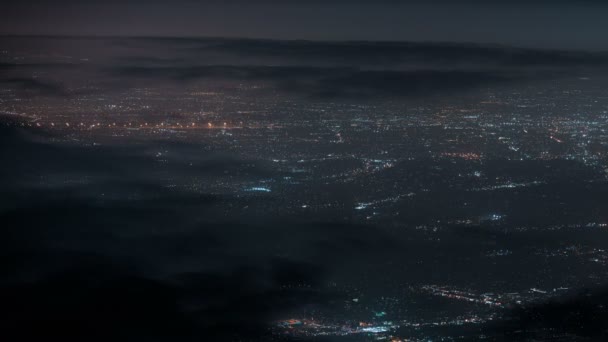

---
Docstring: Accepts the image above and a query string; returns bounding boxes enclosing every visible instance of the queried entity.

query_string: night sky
[2,0,608,49]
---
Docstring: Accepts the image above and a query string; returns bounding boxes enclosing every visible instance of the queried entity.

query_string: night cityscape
[2,1,608,341]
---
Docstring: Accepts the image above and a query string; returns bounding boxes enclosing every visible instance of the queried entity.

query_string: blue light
[246,187,272,193]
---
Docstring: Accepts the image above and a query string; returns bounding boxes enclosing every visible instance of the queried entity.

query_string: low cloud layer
[1,37,607,100]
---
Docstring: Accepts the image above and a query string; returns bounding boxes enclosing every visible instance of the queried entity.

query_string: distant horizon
[3,34,608,53]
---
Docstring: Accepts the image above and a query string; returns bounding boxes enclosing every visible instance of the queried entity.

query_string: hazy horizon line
[3,33,607,54]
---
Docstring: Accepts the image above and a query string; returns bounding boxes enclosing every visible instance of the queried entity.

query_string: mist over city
[2,1,608,341]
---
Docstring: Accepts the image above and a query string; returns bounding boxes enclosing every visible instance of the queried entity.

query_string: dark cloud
[1,77,69,96]
[0,125,394,340]
[298,69,512,99]
[485,288,608,340]
[98,38,608,99]
[0,61,80,70]
[2,122,608,340]
[107,64,518,99]
[195,39,608,67]
[0,257,330,341]
[3,37,606,101]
